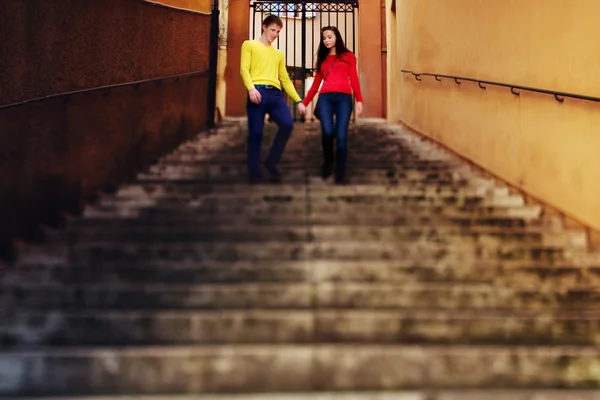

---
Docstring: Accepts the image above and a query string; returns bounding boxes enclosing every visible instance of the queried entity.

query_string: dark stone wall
[0,0,210,104]
[0,0,212,259]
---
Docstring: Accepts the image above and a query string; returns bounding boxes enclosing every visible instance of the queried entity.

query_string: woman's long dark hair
[315,26,350,72]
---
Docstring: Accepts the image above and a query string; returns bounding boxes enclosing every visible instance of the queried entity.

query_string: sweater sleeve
[348,52,363,102]
[302,71,323,106]
[240,41,255,91]
[278,54,302,103]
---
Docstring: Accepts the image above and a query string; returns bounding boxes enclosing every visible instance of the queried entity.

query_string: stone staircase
[2,120,600,399]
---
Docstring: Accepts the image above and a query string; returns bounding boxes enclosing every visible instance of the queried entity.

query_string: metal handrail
[401,69,600,104]
[140,0,212,16]
[0,69,210,111]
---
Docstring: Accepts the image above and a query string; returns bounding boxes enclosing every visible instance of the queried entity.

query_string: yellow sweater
[240,40,302,103]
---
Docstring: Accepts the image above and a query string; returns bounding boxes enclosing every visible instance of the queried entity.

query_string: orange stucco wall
[224,0,250,117]
[358,0,384,118]
[390,0,600,230]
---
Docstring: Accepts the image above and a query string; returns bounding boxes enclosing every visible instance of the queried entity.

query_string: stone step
[50,226,584,248]
[149,163,462,175]
[95,193,525,208]
[20,228,575,266]
[157,154,447,165]
[129,179,496,197]
[170,154,450,164]
[135,176,320,185]
[2,282,598,310]
[4,309,600,348]
[94,195,490,208]
[16,241,568,263]
[80,207,542,225]
[93,199,509,213]
[2,345,600,396]
[65,223,557,235]
[164,144,431,153]
[148,159,463,169]
[141,157,461,165]
[135,177,468,188]
[66,215,556,233]
[162,148,454,158]
[109,181,496,195]
[91,201,539,218]
[6,259,597,288]
[15,391,600,400]
[159,144,446,154]
[104,186,499,203]
[140,170,467,182]
[105,183,501,198]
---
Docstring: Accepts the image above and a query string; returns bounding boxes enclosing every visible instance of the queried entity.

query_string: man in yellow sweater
[240,14,306,183]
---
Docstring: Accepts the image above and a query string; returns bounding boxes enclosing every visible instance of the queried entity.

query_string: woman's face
[322,30,336,50]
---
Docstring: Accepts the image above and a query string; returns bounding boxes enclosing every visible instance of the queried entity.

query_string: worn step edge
[11,242,572,268]
[11,242,570,266]
[3,344,600,396]
[4,283,600,311]
[47,226,583,248]
[2,263,596,292]
[11,258,595,269]
[4,308,600,348]
[60,225,559,235]
[16,390,600,400]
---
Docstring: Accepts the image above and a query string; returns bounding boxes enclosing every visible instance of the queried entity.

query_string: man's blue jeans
[246,86,294,180]
[315,92,353,177]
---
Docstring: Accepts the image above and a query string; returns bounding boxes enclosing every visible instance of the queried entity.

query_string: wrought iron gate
[250,0,359,121]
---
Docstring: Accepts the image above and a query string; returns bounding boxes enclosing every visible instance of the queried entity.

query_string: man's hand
[297,102,307,115]
[356,102,363,116]
[249,88,262,104]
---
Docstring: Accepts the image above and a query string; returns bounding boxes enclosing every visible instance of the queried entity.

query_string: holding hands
[297,102,307,116]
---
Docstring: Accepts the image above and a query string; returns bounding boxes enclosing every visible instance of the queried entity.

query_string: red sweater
[302,52,363,106]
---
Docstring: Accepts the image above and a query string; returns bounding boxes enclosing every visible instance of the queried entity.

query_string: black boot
[335,146,348,184]
[320,162,333,179]
[334,168,348,184]
[321,135,334,179]
[264,161,282,183]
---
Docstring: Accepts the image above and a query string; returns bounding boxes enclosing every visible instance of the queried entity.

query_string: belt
[255,84,280,91]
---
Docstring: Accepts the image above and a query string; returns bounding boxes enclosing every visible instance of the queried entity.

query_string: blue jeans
[315,92,353,176]
[246,86,294,180]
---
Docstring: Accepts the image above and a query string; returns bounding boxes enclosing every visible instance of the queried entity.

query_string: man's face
[263,23,282,44]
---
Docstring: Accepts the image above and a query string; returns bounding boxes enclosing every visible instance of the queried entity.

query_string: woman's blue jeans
[316,92,353,178]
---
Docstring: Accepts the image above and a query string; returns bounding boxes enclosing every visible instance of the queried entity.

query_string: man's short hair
[262,15,283,28]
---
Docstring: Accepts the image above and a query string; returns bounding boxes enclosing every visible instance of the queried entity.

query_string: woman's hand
[356,102,363,116]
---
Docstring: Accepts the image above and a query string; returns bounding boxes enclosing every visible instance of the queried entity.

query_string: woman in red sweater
[302,26,363,184]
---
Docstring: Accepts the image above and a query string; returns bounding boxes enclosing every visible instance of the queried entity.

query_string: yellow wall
[391,0,600,230]
[150,0,211,13]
